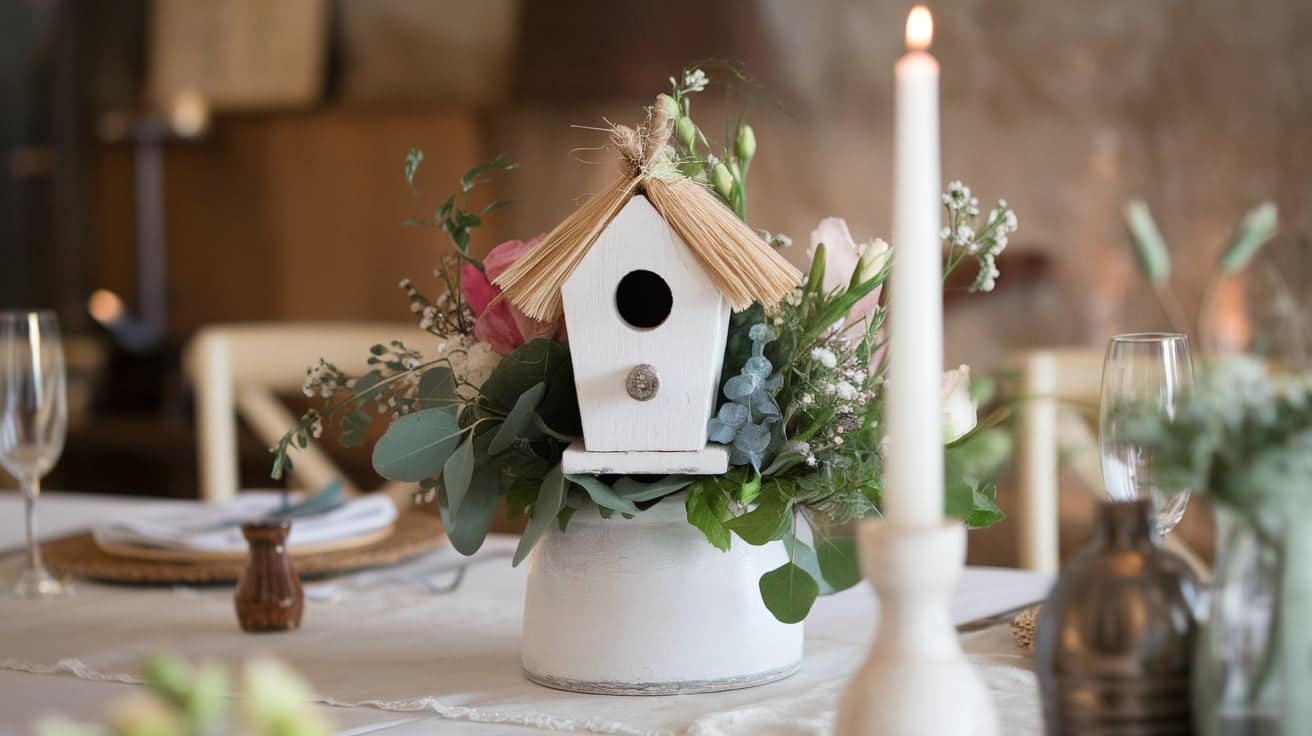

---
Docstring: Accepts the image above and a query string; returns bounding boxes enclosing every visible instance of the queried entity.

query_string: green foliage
[758,561,819,624]
[442,435,476,516]
[404,148,424,192]
[813,534,861,591]
[1124,357,1312,538]
[371,406,463,482]
[566,474,639,515]
[1124,199,1171,285]
[402,152,518,271]
[514,464,566,566]
[439,461,502,555]
[685,480,734,551]
[1219,202,1278,274]
[725,486,792,545]
[481,339,581,437]
[488,382,546,455]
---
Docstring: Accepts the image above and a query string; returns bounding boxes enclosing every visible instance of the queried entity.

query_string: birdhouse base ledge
[561,441,729,476]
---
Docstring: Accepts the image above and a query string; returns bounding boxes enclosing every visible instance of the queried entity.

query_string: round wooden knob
[626,364,660,401]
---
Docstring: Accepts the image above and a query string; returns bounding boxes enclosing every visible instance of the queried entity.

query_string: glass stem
[23,475,42,574]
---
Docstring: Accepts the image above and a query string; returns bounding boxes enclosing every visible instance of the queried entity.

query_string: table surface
[0,491,1050,736]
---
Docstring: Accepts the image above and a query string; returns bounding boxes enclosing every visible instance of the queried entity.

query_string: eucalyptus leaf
[489,382,546,455]
[565,474,639,515]
[440,461,501,555]
[759,561,819,624]
[725,492,791,545]
[814,534,861,592]
[613,475,695,502]
[482,340,581,437]
[787,536,835,595]
[371,406,463,482]
[442,435,475,517]
[513,464,565,566]
[417,367,458,408]
[533,413,577,442]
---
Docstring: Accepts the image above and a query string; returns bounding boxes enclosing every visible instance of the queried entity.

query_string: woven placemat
[42,509,446,585]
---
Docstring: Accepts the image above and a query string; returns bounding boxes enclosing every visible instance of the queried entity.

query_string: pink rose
[807,217,885,323]
[461,235,563,355]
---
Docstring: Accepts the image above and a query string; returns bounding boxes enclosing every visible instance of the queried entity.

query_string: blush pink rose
[461,235,563,355]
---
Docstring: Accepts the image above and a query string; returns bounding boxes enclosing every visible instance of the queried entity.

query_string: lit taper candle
[884,5,943,527]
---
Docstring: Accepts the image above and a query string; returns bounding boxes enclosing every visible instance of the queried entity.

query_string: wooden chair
[1014,348,1104,573]
[183,323,435,503]
[1013,347,1210,575]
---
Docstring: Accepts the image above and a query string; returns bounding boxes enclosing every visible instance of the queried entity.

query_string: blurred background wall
[2,0,1309,507]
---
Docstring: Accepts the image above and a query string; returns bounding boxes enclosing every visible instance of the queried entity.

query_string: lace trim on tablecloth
[0,646,1038,736]
[0,657,664,735]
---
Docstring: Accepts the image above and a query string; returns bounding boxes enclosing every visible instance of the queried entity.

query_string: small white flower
[409,302,422,313]
[310,418,323,439]
[834,436,844,446]
[682,68,709,92]
[810,347,838,369]
[836,381,858,401]
[398,278,411,289]
[805,454,819,467]
[954,224,975,247]
[801,393,815,405]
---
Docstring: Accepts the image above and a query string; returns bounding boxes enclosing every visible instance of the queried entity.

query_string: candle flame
[906,5,933,51]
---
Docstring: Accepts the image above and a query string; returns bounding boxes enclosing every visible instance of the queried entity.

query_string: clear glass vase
[1194,506,1312,736]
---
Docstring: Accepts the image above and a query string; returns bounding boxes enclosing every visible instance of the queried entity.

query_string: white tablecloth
[0,492,1050,735]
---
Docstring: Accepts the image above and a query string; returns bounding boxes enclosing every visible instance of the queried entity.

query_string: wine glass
[1098,332,1194,536]
[0,310,71,596]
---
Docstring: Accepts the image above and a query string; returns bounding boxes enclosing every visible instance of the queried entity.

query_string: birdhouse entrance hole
[615,269,673,329]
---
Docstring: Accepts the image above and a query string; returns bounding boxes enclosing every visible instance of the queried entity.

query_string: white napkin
[91,491,398,552]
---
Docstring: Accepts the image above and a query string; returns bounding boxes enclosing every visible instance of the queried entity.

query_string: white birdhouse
[489,112,801,476]
[559,195,731,475]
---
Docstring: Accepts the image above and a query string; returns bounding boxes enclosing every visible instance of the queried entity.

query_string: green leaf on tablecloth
[417,366,458,408]
[725,489,792,545]
[489,382,546,455]
[814,534,861,592]
[613,475,695,502]
[440,461,502,556]
[759,561,819,624]
[566,475,639,515]
[685,480,732,552]
[443,435,475,516]
[371,406,463,482]
[514,464,565,566]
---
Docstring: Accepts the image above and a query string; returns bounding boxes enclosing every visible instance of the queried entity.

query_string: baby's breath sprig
[272,342,447,482]
[939,180,1018,292]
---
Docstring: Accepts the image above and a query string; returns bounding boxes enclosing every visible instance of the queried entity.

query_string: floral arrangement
[39,656,329,736]
[1124,356,1312,729]
[1125,356,1312,536]
[272,67,1019,623]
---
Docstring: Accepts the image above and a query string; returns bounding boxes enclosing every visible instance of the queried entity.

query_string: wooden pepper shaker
[234,520,303,632]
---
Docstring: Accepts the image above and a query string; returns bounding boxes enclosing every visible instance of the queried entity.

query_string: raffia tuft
[493,108,801,322]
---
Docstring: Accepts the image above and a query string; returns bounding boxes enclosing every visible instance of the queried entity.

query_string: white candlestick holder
[835,519,999,736]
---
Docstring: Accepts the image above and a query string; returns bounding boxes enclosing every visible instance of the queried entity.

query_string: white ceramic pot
[520,494,804,695]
